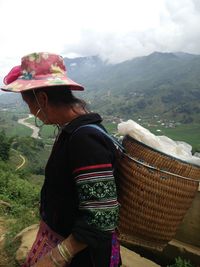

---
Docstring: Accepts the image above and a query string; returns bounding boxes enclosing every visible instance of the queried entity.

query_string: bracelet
[57,242,73,263]
[49,250,62,267]
[61,241,73,259]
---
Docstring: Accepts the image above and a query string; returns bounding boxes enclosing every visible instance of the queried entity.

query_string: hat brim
[1,76,84,92]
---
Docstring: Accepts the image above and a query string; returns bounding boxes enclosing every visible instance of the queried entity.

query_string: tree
[0,130,11,161]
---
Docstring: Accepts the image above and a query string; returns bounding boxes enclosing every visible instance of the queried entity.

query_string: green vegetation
[0,52,200,265]
[0,160,40,266]
[9,124,32,137]
[0,131,11,161]
[11,136,51,174]
[9,149,25,169]
[2,52,200,126]
[148,123,200,152]
[0,110,32,137]
[167,257,194,267]
[0,115,48,265]
[39,125,56,140]
[66,52,200,124]
[0,125,46,265]
[102,121,117,134]
[0,117,199,266]
[104,120,200,152]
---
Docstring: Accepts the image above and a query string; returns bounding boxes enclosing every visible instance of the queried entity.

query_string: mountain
[0,92,22,107]
[0,52,200,123]
[64,52,200,122]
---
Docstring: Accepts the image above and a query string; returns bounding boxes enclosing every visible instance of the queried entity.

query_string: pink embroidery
[110,232,121,267]
[21,221,64,267]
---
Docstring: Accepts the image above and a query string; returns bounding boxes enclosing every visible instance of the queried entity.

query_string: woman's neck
[48,104,88,126]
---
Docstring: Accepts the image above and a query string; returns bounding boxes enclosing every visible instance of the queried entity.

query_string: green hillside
[1,52,200,123]
[0,52,200,150]
[0,52,199,266]
[65,52,200,123]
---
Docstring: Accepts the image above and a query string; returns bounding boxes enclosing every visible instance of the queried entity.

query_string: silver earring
[35,109,45,128]
[54,124,61,138]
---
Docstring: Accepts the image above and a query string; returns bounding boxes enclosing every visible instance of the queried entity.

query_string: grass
[167,256,195,267]
[9,109,200,150]
[2,108,200,151]
[39,125,56,139]
[27,174,44,187]
[25,115,118,140]
[0,110,32,137]
[148,123,200,151]
[103,120,200,152]
[102,122,118,134]
[6,124,32,137]
[40,121,200,152]
[1,112,199,267]
[26,116,57,140]
[25,117,34,123]
[0,159,40,266]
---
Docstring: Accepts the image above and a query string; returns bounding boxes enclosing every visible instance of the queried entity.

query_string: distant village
[103,114,179,132]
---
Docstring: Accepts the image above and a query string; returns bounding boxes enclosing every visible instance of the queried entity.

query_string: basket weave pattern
[116,135,200,250]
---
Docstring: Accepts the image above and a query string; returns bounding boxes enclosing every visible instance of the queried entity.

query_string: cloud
[62,30,153,63]
[0,0,200,78]
[161,0,200,51]
[62,0,200,63]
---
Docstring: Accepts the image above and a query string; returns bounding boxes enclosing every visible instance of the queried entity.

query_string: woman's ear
[36,92,48,109]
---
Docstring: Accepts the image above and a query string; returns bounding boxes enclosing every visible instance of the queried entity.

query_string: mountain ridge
[0,52,200,123]
[63,52,200,122]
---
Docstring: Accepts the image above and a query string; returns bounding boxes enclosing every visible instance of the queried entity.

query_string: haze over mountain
[1,52,200,123]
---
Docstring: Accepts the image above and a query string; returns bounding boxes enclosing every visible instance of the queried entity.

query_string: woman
[1,52,121,267]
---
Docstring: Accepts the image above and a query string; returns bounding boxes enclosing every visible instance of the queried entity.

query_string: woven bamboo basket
[116,135,200,251]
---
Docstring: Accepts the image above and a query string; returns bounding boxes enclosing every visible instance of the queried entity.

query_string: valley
[0,51,200,266]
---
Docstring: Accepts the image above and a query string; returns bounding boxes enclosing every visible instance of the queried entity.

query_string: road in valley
[18,115,40,139]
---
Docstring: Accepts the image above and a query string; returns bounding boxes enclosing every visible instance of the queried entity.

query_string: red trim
[73,163,112,174]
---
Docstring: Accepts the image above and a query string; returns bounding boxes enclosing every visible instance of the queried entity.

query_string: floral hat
[1,52,84,92]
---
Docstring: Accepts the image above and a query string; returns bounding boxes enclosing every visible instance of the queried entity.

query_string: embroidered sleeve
[73,163,119,231]
[69,127,119,232]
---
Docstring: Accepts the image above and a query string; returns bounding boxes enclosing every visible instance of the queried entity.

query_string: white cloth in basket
[118,120,200,166]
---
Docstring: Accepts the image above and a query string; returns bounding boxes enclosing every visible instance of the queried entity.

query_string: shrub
[0,161,40,208]
[0,160,40,265]
[0,130,11,161]
[167,257,194,267]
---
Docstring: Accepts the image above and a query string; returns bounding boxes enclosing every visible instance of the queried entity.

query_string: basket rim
[121,152,200,182]
[124,134,200,169]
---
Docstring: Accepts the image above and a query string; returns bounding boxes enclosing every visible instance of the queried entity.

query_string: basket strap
[72,125,200,183]
[72,124,125,153]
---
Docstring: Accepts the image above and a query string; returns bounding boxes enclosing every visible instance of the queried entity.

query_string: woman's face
[22,93,48,123]
[22,94,39,115]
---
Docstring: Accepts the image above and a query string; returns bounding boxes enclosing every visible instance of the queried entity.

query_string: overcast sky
[0,0,200,84]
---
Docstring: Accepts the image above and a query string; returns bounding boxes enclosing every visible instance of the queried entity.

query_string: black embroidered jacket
[40,113,120,266]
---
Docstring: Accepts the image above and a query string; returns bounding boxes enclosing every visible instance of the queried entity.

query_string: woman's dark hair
[22,86,87,109]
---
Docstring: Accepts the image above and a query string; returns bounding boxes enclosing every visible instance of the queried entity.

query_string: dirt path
[15,154,26,171]
[18,115,40,139]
